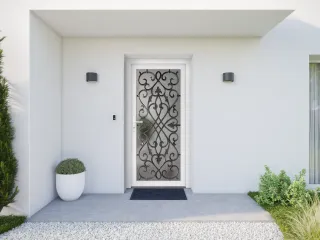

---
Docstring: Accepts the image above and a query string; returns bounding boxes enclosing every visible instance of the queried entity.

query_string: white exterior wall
[0,0,320,216]
[62,39,124,193]
[29,13,62,215]
[62,35,307,194]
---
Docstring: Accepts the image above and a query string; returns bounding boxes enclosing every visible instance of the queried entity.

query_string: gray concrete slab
[29,189,273,222]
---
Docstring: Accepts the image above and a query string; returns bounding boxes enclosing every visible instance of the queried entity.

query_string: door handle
[135,121,143,124]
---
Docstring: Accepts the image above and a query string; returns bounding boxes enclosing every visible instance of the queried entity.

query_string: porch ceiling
[33,10,294,37]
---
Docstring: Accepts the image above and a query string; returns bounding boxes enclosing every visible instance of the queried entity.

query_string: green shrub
[285,169,312,207]
[0,215,26,234]
[56,158,85,175]
[285,192,320,240]
[255,166,313,208]
[0,37,19,212]
[255,166,291,206]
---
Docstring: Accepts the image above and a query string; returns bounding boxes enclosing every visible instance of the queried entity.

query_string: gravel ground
[0,222,283,240]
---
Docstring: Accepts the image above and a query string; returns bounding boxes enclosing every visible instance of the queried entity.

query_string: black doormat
[130,188,187,200]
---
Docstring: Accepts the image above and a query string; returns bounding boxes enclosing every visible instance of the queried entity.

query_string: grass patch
[0,215,26,234]
[248,191,298,239]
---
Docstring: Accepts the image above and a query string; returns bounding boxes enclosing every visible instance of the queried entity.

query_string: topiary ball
[56,158,85,175]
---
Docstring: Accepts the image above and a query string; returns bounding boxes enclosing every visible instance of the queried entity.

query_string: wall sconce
[86,72,98,82]
[223,72,234,82]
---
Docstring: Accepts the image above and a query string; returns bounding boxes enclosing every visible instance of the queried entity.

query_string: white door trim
[125,57,191,188]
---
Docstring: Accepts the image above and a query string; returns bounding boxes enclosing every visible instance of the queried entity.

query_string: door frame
[125,57,191,188]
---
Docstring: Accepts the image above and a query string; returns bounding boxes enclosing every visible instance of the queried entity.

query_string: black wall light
[223,72,234,82]
[86,72,98,82]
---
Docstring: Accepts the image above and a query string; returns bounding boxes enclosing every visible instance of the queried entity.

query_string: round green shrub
[56,158,85,175]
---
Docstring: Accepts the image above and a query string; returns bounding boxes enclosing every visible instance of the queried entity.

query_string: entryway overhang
[33,9,294,37]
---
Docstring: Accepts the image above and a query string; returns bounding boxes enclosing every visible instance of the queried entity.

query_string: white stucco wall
[29,13,62,215]
[61,34,308,194]
[1,0,320,216]
[62,39,124,193]
[60,2,320,194]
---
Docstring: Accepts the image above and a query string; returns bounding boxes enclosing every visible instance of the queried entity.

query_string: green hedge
[0,215,26,234]
[56,158,85,175]
[0,37,19,212]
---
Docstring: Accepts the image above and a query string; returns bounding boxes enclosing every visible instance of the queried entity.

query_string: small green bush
[255,166,312,208]
[285,169,312,207]
[56,158,85,175]
[255,166,291,206]
[0,215,26,234]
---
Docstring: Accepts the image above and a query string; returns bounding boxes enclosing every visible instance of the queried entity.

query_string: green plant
[0,215,26,234]
[0,37,19,212]
[255,166,291,206]
[255,166,313,208]
[285,169,312,207]
[285,192,320,240]
[56,158,85,175]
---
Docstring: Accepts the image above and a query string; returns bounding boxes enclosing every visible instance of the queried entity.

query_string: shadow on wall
[7,82,26,114]
[261,19,320,53]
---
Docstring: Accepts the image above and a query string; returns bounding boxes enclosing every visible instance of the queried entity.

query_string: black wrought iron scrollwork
[136,69,181,181]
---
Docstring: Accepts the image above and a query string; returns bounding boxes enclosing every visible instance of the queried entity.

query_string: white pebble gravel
[0,222,283,240]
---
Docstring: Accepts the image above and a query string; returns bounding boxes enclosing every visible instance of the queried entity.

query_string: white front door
[131,63,186,187]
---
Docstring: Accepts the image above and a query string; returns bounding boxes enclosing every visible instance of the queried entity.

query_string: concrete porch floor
[29,189,272,222]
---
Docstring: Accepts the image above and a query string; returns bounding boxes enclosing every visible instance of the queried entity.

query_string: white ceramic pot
[56,172,85,201]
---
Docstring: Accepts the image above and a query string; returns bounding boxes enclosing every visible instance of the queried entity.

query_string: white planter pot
[56,172,85,201]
